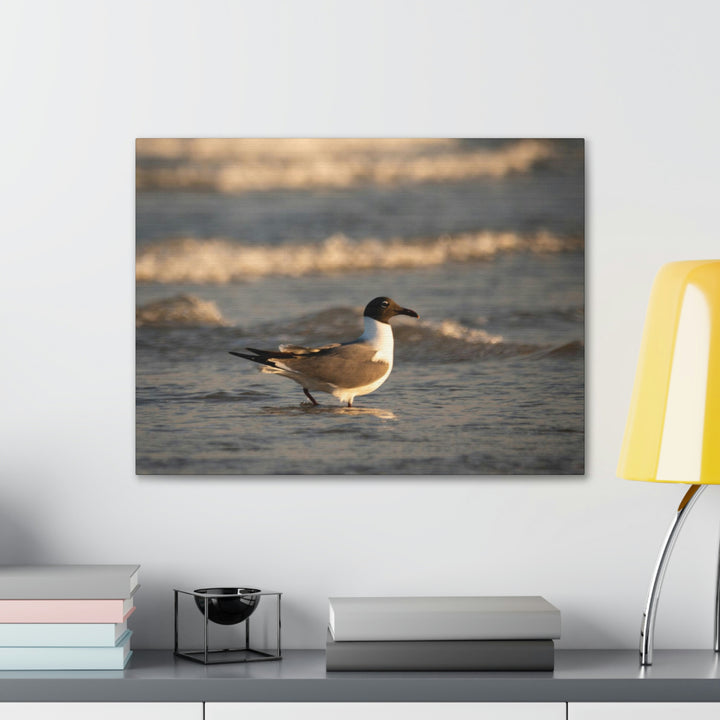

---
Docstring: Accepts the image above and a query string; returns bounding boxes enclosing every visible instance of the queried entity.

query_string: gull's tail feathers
[229,349,280,368]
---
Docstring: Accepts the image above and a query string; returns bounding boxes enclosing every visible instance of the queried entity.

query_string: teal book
[0,630,132,670]
[0,620,128,647]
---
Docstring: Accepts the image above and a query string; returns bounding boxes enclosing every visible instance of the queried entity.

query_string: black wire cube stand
[174,588,282,665]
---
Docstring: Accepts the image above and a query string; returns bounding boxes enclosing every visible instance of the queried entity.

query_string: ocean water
[136,139,584,475]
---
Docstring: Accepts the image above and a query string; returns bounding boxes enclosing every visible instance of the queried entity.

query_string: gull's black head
[363,297,419,324]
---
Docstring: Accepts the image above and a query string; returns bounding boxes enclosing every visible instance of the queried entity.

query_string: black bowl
[193,587,261,626]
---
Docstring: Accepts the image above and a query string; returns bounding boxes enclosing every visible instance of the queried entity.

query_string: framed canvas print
[136,139,584,475]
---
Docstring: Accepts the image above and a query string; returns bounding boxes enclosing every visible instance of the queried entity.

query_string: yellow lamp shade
[618,260,720,484]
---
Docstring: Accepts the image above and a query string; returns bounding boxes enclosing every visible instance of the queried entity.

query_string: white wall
[1,0,719,651]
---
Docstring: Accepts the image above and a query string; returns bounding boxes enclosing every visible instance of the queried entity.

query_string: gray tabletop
[1,650,720,703]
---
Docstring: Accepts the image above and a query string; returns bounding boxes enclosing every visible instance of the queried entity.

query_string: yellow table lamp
[618,259,720,665]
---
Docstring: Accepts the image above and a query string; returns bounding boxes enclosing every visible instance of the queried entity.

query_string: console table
[2,650,720,719]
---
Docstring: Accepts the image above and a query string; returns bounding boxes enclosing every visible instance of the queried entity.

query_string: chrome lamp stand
[640,484,719,665]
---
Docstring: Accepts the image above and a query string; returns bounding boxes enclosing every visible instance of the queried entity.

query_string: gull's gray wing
[278,343,340,354]
[276,342,389,388]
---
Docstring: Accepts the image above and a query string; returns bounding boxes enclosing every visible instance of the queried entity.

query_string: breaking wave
[136,139,559,193]
[137,301,583,362]
[136,294,229,327]
[393,320,534,361]
[241,307,580,362]
[136,231,581,284]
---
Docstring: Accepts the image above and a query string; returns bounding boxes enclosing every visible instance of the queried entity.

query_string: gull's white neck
[359,316,394,363]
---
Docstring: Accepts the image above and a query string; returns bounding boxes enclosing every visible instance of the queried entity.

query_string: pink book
[0,598,135,623]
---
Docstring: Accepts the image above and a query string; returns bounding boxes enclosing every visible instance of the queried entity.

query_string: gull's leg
[303,388,318,406]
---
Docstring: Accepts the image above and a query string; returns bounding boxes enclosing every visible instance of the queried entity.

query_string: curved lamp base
[640,484,716,665]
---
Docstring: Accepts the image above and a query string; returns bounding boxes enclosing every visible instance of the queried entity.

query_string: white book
[0,620,128,647]
[0,630,132,670]
[328,596,561,641]
[0,565,140,599]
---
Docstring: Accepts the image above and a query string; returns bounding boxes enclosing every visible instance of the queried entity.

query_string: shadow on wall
[0,508,47,564]
[559,602,637,650]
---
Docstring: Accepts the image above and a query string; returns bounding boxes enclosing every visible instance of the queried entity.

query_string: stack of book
[0,565,139,670]
[326,595,560,671]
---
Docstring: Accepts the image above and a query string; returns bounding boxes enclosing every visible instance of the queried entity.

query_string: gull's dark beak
[398,307,419,319]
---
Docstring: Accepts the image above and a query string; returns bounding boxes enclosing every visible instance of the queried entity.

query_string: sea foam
[136,139,556,193]
[136,231,581,284]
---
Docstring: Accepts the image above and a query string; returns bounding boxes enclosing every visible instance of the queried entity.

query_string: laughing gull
[230,297,419,407]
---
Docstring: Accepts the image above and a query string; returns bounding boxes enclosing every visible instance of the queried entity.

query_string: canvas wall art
[136,139,584,475]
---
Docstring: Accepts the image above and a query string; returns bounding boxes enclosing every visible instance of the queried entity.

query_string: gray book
[329,596,561,641]
[326,631,555,671]
[0,565,140,599]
